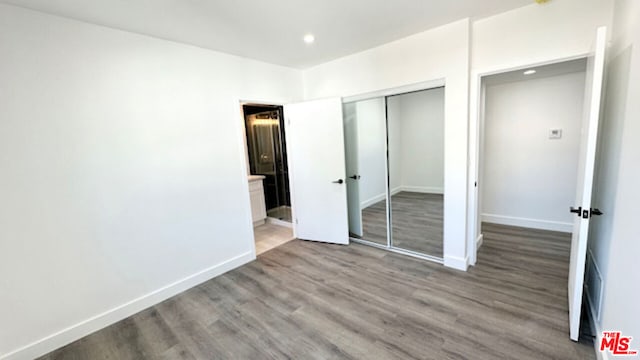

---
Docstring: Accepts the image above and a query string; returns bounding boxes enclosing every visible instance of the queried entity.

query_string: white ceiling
[0,0,534,68]
[483,58,587,86]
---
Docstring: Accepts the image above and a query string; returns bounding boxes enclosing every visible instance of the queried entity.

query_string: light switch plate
[549,128,562,139]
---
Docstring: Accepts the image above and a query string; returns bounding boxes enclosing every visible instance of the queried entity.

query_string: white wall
[481,72,585,232]
[303,19,470,270]
[0,4,302,359]
[588,0,640,357]
[467,0,614,263]
[354,98,387,208]
[472,0,614,72]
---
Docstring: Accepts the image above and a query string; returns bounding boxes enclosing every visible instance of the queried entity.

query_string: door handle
[349,175,361,180]
[332,179,344,184]
[571,206,604,218]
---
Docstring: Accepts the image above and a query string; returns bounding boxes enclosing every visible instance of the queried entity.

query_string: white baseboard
[444,254,469,271]
[481,213,572,233]
[360,193,387,209]
[0,252,255,360]
[400,186,444,194]
[476,234,484,249]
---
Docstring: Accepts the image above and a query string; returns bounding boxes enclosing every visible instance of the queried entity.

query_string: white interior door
[284,97,349,244]
[343,102,363,237]
[568,26,607,341]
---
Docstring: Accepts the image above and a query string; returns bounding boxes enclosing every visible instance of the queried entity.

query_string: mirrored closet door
[387,87,445,258]
[343,86,445,261]
[343,97,388,246]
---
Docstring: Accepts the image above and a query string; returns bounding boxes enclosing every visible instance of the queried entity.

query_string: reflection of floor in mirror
[359,199,388,246]
[361,191,443,258]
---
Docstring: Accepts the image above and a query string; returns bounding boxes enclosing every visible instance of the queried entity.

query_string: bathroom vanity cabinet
[248,175,267,227]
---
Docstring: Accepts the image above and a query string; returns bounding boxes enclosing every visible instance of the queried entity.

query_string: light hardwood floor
[254,223,294,255]
[39,223,594,359]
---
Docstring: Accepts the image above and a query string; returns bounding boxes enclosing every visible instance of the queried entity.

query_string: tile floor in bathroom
[266,206,292,222]
[254,222,295,255]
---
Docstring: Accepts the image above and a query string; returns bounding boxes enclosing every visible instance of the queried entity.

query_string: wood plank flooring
[361,192,443,258]
[39,223,594,360]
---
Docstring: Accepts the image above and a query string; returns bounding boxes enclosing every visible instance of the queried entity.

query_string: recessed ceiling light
[523,69,537,75]
[303,34,315,44]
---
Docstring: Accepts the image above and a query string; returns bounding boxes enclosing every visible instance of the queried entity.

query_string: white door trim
[341,78,446,104]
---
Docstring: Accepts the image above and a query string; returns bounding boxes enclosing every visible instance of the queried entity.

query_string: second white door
[567,26,607,341]
[284,98,349,245]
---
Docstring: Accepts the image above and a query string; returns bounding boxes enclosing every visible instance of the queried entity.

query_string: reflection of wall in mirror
[387,87,445,196]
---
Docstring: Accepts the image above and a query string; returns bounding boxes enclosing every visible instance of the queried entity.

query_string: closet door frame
[343,78,445,265]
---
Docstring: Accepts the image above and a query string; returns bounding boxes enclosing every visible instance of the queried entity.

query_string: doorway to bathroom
[241,103,294,255]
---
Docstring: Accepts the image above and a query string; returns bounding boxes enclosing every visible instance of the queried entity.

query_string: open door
[284,98,349,245]
[568,26,607,341]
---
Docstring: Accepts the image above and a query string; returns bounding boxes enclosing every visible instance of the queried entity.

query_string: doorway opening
[478,58,587,237]
[474,53,603,344]
[241,103,294,255]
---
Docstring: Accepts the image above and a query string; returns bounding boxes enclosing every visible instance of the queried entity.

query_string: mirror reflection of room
[387,87,445,258]
[344,98,388,246]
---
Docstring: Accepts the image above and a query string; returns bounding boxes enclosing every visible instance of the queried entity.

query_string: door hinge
[296,218,299,224]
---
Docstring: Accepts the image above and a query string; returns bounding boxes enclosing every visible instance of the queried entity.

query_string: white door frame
[342,78,445,103]
[237,99,298,241]
[466,54,590,266]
